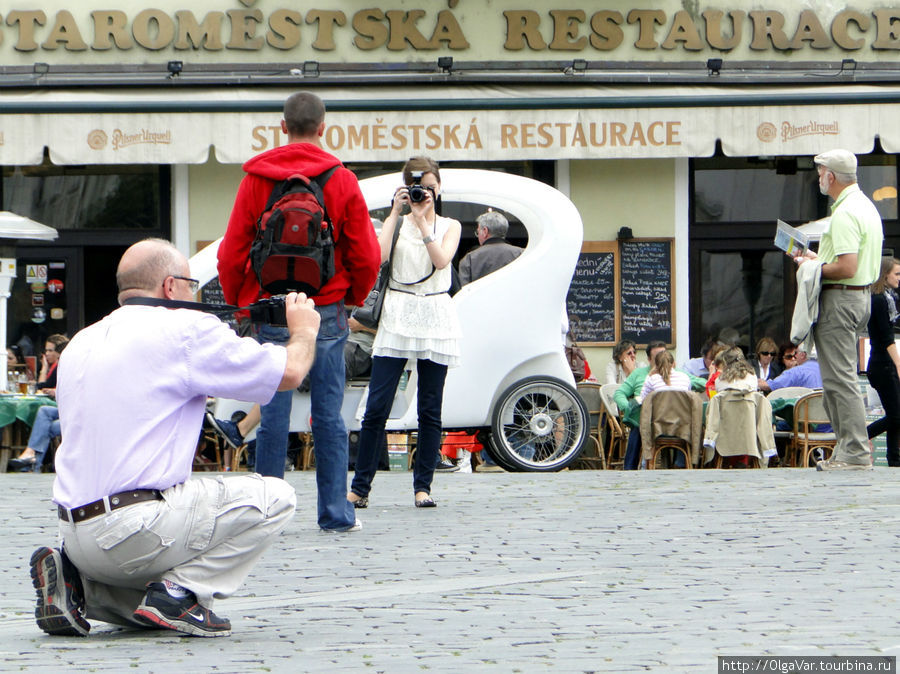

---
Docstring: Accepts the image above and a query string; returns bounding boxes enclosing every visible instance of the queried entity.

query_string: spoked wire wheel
[487,377,589,472]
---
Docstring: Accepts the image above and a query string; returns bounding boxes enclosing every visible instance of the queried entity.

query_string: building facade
[2,0,899,368]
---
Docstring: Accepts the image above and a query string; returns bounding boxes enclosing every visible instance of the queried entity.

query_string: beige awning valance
[1,84,899,164]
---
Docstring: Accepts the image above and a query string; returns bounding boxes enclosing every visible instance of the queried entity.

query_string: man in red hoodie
[218,92,380,532]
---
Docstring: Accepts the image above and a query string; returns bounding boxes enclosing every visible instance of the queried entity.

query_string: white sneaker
[457,450,472,473]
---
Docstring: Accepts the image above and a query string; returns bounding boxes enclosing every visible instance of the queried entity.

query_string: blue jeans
[351,356,448,498]
[254,303,355,530]
[29,405,60,472]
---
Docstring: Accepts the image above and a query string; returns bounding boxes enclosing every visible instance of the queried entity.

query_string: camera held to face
[407,184,434,203]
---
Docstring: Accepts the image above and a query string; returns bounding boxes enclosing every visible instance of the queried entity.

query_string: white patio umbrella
[0,211,58,241]
[0,212,58,363]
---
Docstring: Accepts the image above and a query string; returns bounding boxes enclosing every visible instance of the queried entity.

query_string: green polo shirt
[818,184,883,286]
[613,365,706,428]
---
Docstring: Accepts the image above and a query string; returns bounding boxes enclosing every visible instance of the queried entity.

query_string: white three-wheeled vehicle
[192,169,589,471]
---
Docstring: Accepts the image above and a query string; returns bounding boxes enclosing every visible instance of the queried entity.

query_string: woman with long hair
[349,157,462,507]
[866,256,900,466]
[637,349,691,404]
[749,337,782,381]
[716,346,758,392]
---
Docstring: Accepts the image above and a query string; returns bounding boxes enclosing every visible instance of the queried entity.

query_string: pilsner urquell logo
[781,121,839,142]
[111,128,173,150]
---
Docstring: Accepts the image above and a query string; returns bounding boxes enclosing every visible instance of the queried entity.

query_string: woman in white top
[349,157,461,509]
[605,339,639,386]
[637,350,691,404]
[748,337,783,381]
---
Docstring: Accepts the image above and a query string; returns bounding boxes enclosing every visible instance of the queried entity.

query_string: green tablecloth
[770,397,798,429]
[0,395,56,429]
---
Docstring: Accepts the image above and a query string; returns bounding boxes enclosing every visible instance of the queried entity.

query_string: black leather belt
[822,284,870,291]
[58,489,163,524]
[389,288,447,296]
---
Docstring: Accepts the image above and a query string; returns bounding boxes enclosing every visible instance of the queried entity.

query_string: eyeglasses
[170,276,200,293]
[758,351,777,357]
[783,354,797,360]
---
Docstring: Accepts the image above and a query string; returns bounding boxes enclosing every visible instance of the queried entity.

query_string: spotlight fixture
[566,59,587,75]
[302,61,319,77]
[617,226,634,241]
[167,60,183,78]
[706,58,723,76]
[437,56,453,74]
[33,63,49,75]
[840,58,857,73]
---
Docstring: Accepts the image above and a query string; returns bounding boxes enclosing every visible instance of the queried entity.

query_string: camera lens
[408,185,427,203]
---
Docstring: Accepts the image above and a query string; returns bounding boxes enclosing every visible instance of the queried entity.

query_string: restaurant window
[5,157,170,345]
[689,150,898,357]
[1,157,165,231]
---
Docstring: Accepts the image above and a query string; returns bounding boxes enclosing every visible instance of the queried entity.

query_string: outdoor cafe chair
[640,389,703,469]
[789,390,836,467]
[703,389,775,468]
[575,382,607,469]
[765,386,814,463]
[598,383,628,469]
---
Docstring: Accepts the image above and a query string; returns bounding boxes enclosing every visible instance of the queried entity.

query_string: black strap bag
[352,218,436,329]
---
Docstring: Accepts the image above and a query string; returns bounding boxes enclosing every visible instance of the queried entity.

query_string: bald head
[117,238,189,304]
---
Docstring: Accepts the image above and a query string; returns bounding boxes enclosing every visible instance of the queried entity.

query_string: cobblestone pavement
[1,469,898,673]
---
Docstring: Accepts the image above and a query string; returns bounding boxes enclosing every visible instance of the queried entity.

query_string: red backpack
[250,166,338,296]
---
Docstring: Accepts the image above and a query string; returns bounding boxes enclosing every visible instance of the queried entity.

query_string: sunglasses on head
[758,351,777,357]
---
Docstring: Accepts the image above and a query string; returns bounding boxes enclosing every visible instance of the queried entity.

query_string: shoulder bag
[353,218,440,329]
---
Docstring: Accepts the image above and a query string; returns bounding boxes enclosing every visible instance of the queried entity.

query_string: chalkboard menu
[619,239,673,345]
[566,242,617,345]
[201,277,226,307]
[200,277,240,331]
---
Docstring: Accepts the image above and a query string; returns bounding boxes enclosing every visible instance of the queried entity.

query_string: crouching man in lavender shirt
[29,238,320,639]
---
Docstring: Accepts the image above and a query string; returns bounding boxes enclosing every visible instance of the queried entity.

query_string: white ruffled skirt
[373,289,461,368]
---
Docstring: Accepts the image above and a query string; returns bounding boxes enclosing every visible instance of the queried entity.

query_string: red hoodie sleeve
[217,174,271,306]
[330,168,380,307]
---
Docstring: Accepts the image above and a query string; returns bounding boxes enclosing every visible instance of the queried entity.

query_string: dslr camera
[407,184,434,203]
[247,295,287,327]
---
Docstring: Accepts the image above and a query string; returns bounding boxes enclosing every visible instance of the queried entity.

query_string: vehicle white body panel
[192,168,583,435]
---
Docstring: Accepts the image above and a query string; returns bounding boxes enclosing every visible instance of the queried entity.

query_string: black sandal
[350,495,368,509]
[414,495,436,508]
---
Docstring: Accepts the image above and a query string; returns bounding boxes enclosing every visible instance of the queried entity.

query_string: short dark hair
[283,92,325,137]
[645,340,667,359]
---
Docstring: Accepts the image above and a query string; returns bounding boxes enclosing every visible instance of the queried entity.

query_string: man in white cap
[794,149,883,470]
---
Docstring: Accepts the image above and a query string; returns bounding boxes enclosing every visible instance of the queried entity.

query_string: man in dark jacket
[458,210,523,285]
[218,92,380,532]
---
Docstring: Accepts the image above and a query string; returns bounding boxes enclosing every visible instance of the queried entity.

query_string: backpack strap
[307,165,340,230]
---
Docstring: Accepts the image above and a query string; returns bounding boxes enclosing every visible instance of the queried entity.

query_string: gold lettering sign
[249,117,686,155]
[0,5,898,57]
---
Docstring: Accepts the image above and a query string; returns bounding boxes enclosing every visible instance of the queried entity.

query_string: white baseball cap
[813,149,857,175]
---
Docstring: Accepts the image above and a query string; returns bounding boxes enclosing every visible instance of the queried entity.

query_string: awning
[0,212,58,240]
[2,83,900,164]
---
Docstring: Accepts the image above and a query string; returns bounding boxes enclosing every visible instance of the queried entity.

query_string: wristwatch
[422,234,435,245]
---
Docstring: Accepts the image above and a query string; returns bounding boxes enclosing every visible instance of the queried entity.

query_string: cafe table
[0,394,57,472]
